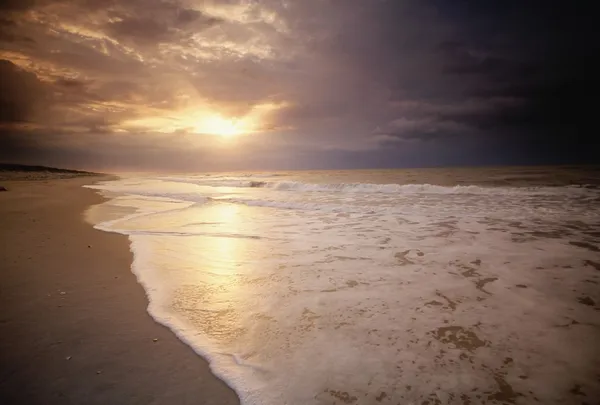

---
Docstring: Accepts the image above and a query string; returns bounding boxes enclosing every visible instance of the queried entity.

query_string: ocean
[85,166,600,404]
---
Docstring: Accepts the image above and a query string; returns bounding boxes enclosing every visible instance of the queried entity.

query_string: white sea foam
[158,176,597,196]
[86,171,600,405]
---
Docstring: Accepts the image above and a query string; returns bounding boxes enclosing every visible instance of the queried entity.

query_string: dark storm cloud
[0,0,36,11]
[373,117,469,143]
[0,0,597,170]
[0,60,50,123]
[439,41,520,77]
[0,25,35,45]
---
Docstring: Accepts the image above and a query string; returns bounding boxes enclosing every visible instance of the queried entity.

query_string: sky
[0,0,597,171]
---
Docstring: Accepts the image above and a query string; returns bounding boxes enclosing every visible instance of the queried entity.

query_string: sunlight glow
[119,102,288,137]
[195,115,244,137]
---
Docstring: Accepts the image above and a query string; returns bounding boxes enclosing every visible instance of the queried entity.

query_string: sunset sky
[0,0,597,171]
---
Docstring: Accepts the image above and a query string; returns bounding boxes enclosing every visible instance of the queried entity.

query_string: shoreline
[0,176,239,405]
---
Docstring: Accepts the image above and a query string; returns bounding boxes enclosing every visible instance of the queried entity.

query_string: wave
[253,182,598,195]
[216,197,353,213]
[158,177,597,196]
[86,184,209,204]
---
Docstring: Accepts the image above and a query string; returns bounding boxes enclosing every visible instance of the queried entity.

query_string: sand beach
[0,172,239,405]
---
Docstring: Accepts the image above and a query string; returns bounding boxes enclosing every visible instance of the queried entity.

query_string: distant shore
[0,174,239,405]
[0,163,102,182]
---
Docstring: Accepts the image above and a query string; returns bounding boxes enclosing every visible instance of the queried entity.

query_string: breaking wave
[159,177,597,196]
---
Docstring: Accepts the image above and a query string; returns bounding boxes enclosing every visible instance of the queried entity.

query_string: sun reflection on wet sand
[167,203,260,348]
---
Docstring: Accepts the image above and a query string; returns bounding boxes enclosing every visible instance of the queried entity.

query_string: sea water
[85,166,600,404]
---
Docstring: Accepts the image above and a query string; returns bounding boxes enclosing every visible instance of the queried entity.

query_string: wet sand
[0,176,239,405]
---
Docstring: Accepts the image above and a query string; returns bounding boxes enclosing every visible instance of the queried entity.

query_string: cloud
[373,116,471,144]
[0,0,597,169]
[0,0,35,11]
[0,60,50,123]
[104,8,221,46]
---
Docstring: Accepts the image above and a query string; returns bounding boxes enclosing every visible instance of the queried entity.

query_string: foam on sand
[85,173,600,404]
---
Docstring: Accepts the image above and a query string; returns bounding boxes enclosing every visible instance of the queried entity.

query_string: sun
[199,115,243,137]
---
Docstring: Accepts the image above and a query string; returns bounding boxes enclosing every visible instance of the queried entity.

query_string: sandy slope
[0,176,239,405]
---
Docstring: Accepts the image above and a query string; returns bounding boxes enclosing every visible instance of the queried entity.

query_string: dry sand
[0,176,239,405]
